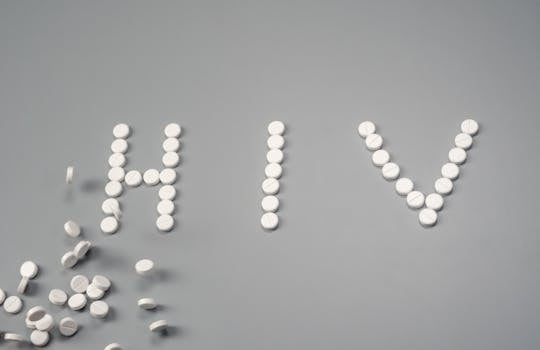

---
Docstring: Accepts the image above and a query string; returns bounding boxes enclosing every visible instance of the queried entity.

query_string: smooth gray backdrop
[1,1,539,349]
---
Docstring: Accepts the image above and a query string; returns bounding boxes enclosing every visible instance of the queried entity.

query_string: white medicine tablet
[35,314,54,331]
[419,208,438,227]
[143,169,160,186]
[61,251,78,268]
[66,166,74,184]
[265,163,282,178]
[68,293,87,311]
[27,306,46,322]
[0,287,5,304]
[149,319,168,332]
[162,137,180,152]
[261,195,279,212]
[64,220,81,238]
[365,133,383,151]
[125,170,143,187]
[266,149,284,164]
[113,123,130,139]
[26,316,37,329]
[162,152,180,168]
[159,185,176,200]
[86,284,105,300]
[17,277,29,294]
[102,198,120,215]
[59,317,78,337]
[262,178,280,195]
[4,296,23,314]
[441,162,460,180]
[357,121,376,138]
[70,275,89,294]
[448,147,467,164]
[100,216,119,234]
[3,333,24,342]
[406,191,425,209]
[267,135,285,149]
[261,212,279,230]
[48,289,68,306]
[268,121,285,135]
[111,139,128,153]
[108,167,125,182]
[395,177,414,196]
[105,181,123,197]
[434,177,453,195]
[159,168,177,185]
[156,215,174,232]
[30,330,50,347]
[105,342,123,350]
[381,162,400,180]
[372,149,390,167]
[20,261,39,279]
[425,193,444,211]
[164,123,182,138]
[73,240,91,259]
[138,298,157,310]
[92,275,111,291]
[454,133,473,149]
[90,300,109,318]
[108,153,126,168]
[135,259,154,276]
[461,118,479,135]
[157,200,175,215]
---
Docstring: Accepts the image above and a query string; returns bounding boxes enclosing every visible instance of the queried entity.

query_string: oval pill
[138,298,157,310]
[149,319,168,332]
[73,240,91,259]
[105,342,123,350]
[92,275,111,291]
[61,251,78,268]
[0,288,5,304]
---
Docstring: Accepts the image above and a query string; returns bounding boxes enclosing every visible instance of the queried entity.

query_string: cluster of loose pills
[134,259,169,334]
[260,121,285,230]
[60,240,91,268]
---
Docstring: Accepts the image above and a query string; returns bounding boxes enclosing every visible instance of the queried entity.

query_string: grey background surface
[1,1,539,349]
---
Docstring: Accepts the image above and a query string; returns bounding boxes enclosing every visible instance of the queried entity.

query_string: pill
[143,169,160,186]
[448,147,467,164]
[64,220,81,238]
[125,170,143,187]
[48,289,68,306]
[406,191,425,209]
[261,195,279,212]
[27,306,46,322]
[267,135,285,149]
[0,288,5,304]
[157,200,175,215]
[164,123,182,138]
[30,330,50,347]
[66,166,74,184]
[35,314,54,331]
[105,181,123,197]
[365,133,383,151]
[261,212,279,230]
[68,294,87,311]
[111,139,128,153]
[138,298,157,310]
[113,123,130,139]
[4,296,23,314]
[156,215,174,232]
[425,193,444,211]
[105,343,123,350]
[419,208,438,227]
[262,178,280,195]
[17,277,29,294]
[108,167,125,182]
[265,163,282,178]
[159,168,177,185]
[100,216,119,234]
[149,319,168,332]
[86,284,105,300]
[59,317,78,337]
[26,315,37,329]
[434,177,453,195]
[92,275,111,292]
[70,275,89,294]
[162,152,180,168]
[61,251,78,268]
[20,261,39,278]
[461,118,479,135]
[90,300,109,318]
[454,133,473,149]
[73,240,91,259]
[159,185,176,200]
[381,162,400,180]
[108,153,126,168]
[441,162,460,180]
[163,137,180,152]
[3,333,23,342]
[135,259,154,276]
[266,149,284,163]
[395,178,414,196]
[102,198,120,215]
[267,121,285,135]
[357,121,376,138]
[372,149,390,167]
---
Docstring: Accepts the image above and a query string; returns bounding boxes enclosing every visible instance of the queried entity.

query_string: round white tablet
[157,200,175,215]
[448,147,467,164]
[0,288,5,304]
[261,212,279,230]
[111,139,128,153]
[461,118,479,135]
[61,251,78,268]
[108,167,125,182]
[266,149,284,164]
[159,185,176,200]
[92,275,111,291]
[70,275,89,294]
[395,178,414,196]
[268,121,285,135]
[143,169,160,186]
[365,133,383,151]
[419,208,438,227]
[135,259,154,276]
[425,193,444,211]
[262,178,280,195]
[125,170,142,187]
[162,152,180,168]
[441,162,460,180]
[162,137,180,152]
[265,163,282,178]
[86,283,104,300]
[406,191,425,209]
[164,123,182,138]
[138,298,157,310]
[357,121,376,138]
[149,319,168,332]
[261,195,279,212]
[372,149,390,167]
[35,314,54,331]
[68,293,87,311]
[156,215,174,232]
[100,216,119,234]
[27,306,46,322]
[73,240,91,259]
[4,296,23,314]
[105,342,123,350]
[105,181,123,197]
[381,162,400,180]
[102,198,120,215]
[113,123,130,139]
[64,220,81,238]
[48,289,68,306]
[454,133,473,149]
[108,153,126,168]
[90,300,109,318]
[59,317,78,337]
[30,330,50,347]
[20,261,39,278]
[434,177,453,195]
[159,168,177,185]
[267,135,285,149]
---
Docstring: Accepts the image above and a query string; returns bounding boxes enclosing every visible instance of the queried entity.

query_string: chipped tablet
[102,198,120,215]
[35,314,54,331]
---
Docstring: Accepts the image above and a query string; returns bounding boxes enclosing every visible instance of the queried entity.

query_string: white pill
[441,162,460,180]
[267,135,285,149]
[262,178,280,195]
[100,216,119,234]
[59,317,78,337]
[92,275,111,291]
[454,133,473,149]
[68,293,87,310]
[162,152,180,168]
[90,300,109,318]
[66,166,74,184]
[135,259,154,276]
[61,251,78,268]
[448,147,467,164]
[159,168,177,185]
[372,149,390,167]
[86,284,105,300]
[102,198,120,215]
[425,193,444,211]
[48,289,68,306]
[461,118,479,135]
[27,306,46,322]
[20,261,39,278]
[357,121,376,138]
[108,153,126,168]
[26,315,37,329]
[125,170,143,187]
[266,149,284,163]
[157,200,175,215]
[4,296,23,314]
[108,167,125,182]
[164,123,182,138]
[419,208,438,227]
[435,177,453,195]
[261,212,279,230]
[105,343,123,350]
[73,240,91,259]
[30,330,50,347]
[156,215,175,232]
[162,137,180,152]
[113,123,130,139]
[3,333,24,342]
[381,162,400,180]
[0,288,5,304]
[17,277,29,294]
[35,314,54,331]
[143,169,160,186]
[406,191,425,209]
[265,163,282,178]
[365,133,383,150]
[111,139,128,153]
[149,319,168,332]
[267,121,285,135]
[395,177,414,196]
[64,220,81,238]
[105,181,123,197]
[159,185,176,200]
[70,275,89,294]
[261,195,279,212]
[138,298,157,310]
